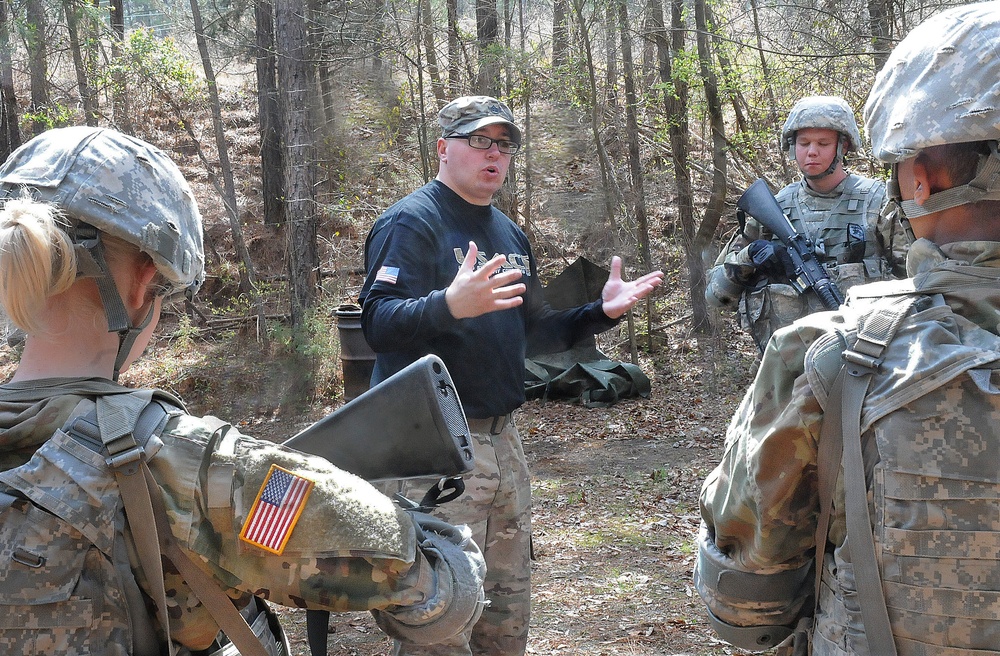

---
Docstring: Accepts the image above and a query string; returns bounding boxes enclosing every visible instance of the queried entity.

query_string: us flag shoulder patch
[376,265,399,284]
[239,464,314,554]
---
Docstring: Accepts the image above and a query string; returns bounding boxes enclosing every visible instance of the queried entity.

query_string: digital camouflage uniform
[697,4,1000,654]
[698,238,1000,654]
[0,127,486,655]
[0,378,482,654]
[382,416,531,655]
[706,96,903,354]
[707,174,894,352]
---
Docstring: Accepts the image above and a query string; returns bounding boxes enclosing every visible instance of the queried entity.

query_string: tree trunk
[748,0,787,179]
[446,0,460,94]
[570,0,622,227]
[868,0,893,72]
[255,0,286,227]
[691,0,726,334]
[190,0,266,315]
[652,0,697,334]
[0,0,21,159]
[617,0,649,272]
[605,5,618,107]
[64,0,98,126]
[108,0,133,133]
[24,0,48,136]
[618,0,653,352]
[517,0,533,241]
[475,0,499,94]
[419,0,444,103]
[276,0,319,329]
[552,0,568,69]
[705,5,747,137]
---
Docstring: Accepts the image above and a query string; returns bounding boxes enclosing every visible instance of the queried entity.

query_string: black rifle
[283,354,475,656]
[736,178,844,310]
[283,353,474,484]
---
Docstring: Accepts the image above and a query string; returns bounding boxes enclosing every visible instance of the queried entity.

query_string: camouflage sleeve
[872,185,911,279]
[705,219,761,308]
[699,317,826,572]
[149,414,443,613]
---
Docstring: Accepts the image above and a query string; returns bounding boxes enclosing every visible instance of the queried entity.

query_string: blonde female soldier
[0,126,485,656]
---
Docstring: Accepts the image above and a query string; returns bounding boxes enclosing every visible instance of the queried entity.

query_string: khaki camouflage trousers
[384,415,532,656]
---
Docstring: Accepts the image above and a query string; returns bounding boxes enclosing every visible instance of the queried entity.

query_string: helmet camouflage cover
[864,2,1000,164]
[0,126,205,298]
[781,95,863,153]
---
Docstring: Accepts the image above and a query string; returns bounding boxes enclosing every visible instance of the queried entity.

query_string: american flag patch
[376,265,399,284]
[239,465,314,554]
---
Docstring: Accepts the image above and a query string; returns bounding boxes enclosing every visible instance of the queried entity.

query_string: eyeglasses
[445,134,520,155]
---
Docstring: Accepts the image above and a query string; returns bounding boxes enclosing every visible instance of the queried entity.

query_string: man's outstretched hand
[601,256,664,319]
[445,242,526,319]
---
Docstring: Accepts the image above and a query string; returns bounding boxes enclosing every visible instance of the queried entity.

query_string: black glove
[744,239,796,281]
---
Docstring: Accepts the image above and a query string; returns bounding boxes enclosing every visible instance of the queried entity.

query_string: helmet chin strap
[72,225,155,382]
[885,169,916,245]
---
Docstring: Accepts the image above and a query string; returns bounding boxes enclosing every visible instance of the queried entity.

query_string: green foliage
[172,313,199,351]
[727,126,773,163]
[21,103,75,131]
[549,56,595,109]
[97,27,205,122]
[265,298,345,401]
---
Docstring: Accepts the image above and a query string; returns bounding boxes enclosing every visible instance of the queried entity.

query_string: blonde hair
[0,196,78,333]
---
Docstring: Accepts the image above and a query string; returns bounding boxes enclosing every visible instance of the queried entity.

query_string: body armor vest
[806,283,1000,655]
[738,175,888,353]
[0,396,173,655]
[776,175,884,275]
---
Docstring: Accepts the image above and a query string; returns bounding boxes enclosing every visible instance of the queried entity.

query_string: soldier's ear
[911,158,932,207]
[125,261,159,312]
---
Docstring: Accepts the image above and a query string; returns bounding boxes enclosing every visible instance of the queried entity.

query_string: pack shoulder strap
[813,295,918,656]
[67,393,269,656]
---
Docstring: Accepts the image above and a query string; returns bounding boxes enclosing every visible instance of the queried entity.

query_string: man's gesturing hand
[445,242,526,319]
[600,256,664,319]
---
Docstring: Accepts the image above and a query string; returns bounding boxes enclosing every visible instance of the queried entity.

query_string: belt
[467,413,512,435]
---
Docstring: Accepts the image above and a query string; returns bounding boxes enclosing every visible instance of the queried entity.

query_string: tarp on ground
[524,256,651,407]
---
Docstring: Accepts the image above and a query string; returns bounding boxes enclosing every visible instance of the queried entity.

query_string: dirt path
[273,318,760,655]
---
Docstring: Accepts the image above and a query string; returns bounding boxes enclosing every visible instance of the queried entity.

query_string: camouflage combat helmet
[0,126,204,295]
[864,2,1000,218]
[0,126,205,379]
[781,96,863,179]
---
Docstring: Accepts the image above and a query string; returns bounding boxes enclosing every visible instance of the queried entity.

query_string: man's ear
[913,150,960,206]
[437,137,448,161]
[911,157,932,207]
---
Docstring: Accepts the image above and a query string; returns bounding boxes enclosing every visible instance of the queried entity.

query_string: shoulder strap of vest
[814,295,918,656]
[67,393,271,656]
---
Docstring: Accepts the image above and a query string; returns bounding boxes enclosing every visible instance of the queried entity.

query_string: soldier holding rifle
[706,95,902,353]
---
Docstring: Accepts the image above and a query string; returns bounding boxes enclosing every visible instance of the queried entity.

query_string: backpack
[804,287,1000,655]
[0,390,287,656]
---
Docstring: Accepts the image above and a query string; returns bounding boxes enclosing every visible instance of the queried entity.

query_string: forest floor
[269,320,762,656]
[258,79,765,655]
[0,67,765,655]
